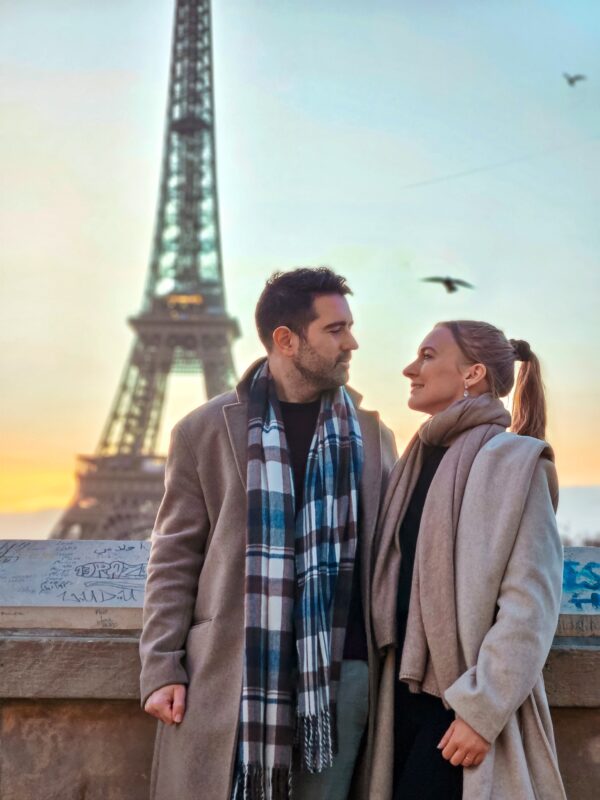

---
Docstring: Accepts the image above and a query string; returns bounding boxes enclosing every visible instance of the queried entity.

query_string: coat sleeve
[139,421,210,707]
[444,459,563,743]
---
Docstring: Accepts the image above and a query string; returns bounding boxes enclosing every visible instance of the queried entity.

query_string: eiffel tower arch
[51,0,239,540]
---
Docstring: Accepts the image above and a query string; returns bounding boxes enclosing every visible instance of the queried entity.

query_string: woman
[369,320,566,800]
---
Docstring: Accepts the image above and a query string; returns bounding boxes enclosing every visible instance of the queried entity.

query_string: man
[140,267,397,800]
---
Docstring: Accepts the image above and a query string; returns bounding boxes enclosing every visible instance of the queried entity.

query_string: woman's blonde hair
[437,320,547,440]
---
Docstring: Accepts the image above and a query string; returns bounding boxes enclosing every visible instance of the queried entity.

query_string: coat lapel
[223,402,248,489]
[359,409,383,537]
[346,387,384,538]
[357,408,383,608]
[222,358,265,490]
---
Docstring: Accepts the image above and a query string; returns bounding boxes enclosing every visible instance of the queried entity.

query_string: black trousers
[393,679,463,800]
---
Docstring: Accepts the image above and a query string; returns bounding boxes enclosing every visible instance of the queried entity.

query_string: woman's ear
[464,362,488,390]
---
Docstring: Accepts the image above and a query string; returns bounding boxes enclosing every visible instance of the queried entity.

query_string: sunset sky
[1,0,599,520]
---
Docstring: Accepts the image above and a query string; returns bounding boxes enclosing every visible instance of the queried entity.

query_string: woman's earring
[463,383,469,398]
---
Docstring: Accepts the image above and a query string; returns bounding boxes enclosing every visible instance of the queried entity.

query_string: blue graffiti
[569,592,600,610]
[563,561,600,592]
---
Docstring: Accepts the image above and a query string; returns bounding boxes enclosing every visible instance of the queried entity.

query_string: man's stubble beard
[292,340,350,392]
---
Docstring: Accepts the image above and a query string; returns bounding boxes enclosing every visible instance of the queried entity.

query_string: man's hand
[438,718,490,768]
[144,684,187,725]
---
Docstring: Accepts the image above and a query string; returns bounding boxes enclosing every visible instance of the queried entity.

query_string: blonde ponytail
[509,342,546,440]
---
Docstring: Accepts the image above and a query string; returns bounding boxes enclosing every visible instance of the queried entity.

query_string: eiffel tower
[51,0,239,541]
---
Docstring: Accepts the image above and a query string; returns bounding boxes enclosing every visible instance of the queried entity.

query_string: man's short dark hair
[255,267,352,350]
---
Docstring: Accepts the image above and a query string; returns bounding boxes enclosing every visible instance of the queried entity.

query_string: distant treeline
[560,534,600,548]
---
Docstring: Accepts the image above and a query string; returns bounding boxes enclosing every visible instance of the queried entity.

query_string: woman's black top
[396,444,448,653]
[393,444,462,799]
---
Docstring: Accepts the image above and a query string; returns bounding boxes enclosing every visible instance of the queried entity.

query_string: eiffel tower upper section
[145,0,229,315]
[51,0,239,540]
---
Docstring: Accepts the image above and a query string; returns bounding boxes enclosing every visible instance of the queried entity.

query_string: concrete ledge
[544,638,600,707]
[0,606,142,631]
[0,632,141,700]
[1,632,598,706]
[0,539,148,631]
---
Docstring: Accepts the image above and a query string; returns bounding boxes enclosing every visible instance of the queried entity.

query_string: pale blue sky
[1,0,599,515]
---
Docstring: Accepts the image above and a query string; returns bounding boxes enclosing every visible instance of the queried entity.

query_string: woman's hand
[438,718,490,768]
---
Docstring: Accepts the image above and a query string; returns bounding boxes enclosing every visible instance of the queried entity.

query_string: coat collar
[223,360,377,509]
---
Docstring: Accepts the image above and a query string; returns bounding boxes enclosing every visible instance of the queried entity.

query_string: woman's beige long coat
[369,433,566,800]
[139,361,397,800]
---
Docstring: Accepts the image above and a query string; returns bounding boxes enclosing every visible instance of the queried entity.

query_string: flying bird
[421,276,475,294]
[563,72,586,86]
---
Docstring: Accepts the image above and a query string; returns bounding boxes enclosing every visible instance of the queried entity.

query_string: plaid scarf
[232,361,364,800]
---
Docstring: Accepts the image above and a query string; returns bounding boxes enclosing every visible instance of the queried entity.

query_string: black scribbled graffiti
[40,578,73,593]
[93,544,136,556]
[74,561,147,580]
[0,541,28,564]
[58,586,140,604]
[83,581,143,593]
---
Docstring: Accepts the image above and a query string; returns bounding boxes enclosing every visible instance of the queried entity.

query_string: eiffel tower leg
[51,340,173,541]
[202,348,237,398]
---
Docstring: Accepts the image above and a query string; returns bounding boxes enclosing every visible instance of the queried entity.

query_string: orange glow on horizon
[1,435,599,516]
[0,463,74,513]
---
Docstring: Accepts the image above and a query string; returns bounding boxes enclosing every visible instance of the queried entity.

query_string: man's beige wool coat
[139,362,397,800]
[369,433,566,800]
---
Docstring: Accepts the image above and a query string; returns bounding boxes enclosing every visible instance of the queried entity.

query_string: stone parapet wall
[0,541,598,800]
[0,699,155,800]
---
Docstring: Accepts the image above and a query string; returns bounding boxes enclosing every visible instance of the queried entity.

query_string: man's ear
[272,325,297,356]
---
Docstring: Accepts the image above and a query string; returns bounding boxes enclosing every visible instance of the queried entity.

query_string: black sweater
[396,444,448,654]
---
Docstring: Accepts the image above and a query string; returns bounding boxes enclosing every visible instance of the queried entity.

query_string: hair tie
[509,338,532,362]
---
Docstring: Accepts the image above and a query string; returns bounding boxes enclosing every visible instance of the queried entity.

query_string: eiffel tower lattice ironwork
[51,0,239,541]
